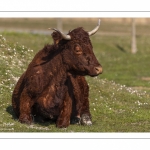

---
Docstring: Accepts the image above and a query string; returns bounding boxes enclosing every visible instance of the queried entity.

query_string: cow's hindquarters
[12,73,26,118]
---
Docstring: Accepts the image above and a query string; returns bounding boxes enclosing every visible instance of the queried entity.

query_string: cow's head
[49,19,102,77]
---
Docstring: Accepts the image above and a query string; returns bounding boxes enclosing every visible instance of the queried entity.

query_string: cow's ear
[51,31,62,45]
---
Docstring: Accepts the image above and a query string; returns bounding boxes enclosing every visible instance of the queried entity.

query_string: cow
[12,19,103,128]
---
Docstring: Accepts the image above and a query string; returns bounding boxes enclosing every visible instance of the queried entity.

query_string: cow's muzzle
[95,66,103,74]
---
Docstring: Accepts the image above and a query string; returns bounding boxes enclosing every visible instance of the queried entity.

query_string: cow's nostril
[95,66,103,74]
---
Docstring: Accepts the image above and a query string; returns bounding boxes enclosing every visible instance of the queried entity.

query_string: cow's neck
[45,54,68,104]
[48,54,67,87]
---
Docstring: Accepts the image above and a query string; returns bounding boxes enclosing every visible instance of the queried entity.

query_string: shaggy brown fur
[12,27,102,128]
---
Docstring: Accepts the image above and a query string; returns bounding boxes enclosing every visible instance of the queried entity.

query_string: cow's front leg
[80,78,92,126]
[56,91,72,128]
[19,88,33,124]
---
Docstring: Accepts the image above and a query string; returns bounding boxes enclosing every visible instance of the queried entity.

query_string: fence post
[57,18,63,31]
[131,18,137,54]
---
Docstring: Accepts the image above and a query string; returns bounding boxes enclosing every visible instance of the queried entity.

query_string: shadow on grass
[6,105,56,127]
[115,44,126,53]
[6,105,17,120]
[33,116,56,127]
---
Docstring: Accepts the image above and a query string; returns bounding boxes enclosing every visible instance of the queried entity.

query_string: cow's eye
[74,45,82,55]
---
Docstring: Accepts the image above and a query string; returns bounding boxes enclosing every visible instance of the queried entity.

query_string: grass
[0,18,150,132]
[92,35,150,88]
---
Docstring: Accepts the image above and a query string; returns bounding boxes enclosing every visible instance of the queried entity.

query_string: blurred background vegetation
[1,18,150,88]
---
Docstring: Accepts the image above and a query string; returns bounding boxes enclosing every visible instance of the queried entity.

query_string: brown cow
[12,19,102,128]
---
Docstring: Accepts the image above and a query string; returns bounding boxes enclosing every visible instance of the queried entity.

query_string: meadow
[0,18,150,132]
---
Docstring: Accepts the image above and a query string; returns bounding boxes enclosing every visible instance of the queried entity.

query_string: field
[0,18,150,132]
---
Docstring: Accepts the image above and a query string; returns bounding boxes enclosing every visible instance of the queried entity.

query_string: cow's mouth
[69,65,102,77]
[84,65,103,77]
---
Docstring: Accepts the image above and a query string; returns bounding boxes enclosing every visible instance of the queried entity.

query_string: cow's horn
[48,28,71,40]
[88,19,101,36]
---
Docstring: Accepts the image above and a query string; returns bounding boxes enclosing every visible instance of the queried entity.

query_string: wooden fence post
[131,18,137,54]
[57,18,63,31]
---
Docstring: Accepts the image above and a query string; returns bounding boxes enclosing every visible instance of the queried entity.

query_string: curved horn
[48,28,71,40]
[88,19,101,36]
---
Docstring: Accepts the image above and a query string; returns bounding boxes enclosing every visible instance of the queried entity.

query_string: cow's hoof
[81,114,92,125]
[70,117,81,125]
[19,114,33,125]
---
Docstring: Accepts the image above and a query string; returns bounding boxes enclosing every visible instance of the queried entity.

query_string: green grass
[0,18,150,132]
[92,35,150,88]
